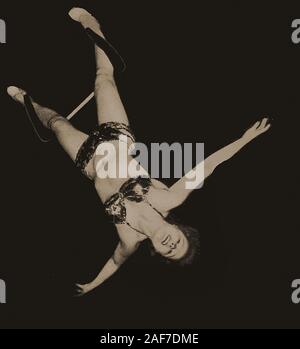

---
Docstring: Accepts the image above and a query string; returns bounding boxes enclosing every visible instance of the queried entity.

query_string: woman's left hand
[75,283,94,297]
[243,118,271,141]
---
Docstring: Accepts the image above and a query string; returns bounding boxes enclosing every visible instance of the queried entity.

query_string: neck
[139,214,168,239]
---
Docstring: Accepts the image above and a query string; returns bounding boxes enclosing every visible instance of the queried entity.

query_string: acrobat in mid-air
[7,8,271,295]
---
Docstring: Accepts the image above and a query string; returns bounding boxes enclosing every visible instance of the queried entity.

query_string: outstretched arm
[167,118,271,208]
[76,240,139,296]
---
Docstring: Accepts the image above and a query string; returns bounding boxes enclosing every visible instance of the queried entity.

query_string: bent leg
[50,119,96,178]
[7,86,96,179]
[69,8,129,126]
[94,69,129,126]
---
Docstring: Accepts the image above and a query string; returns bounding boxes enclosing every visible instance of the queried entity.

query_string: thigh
[95,74,129,126]
[53,119,96,179]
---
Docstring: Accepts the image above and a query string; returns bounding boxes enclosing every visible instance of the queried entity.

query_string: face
[151,224,189,261]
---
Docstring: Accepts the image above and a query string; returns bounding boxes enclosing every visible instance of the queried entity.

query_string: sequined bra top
[104,176,164,231]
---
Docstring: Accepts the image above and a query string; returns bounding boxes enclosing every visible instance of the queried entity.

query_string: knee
[48,115,70,132]
[95,68,115,87]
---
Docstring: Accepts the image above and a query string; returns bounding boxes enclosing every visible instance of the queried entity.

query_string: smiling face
[151,224,189,261]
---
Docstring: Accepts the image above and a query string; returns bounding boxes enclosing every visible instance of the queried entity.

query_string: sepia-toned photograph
[0,0,299,332]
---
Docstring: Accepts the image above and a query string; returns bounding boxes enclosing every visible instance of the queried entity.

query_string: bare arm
[76,240,140,296]
[167,118,271,209]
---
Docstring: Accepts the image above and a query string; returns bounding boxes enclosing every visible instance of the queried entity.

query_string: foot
[68,8,105,38]
[7,86,60,129]
[7,86,26,104]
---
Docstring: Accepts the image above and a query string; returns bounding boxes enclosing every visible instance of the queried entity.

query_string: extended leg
[7,86,96,179]
[69,8,129,126]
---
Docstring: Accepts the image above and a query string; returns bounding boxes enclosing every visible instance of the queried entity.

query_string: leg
[69,8,129,126]
[7,87,96,179]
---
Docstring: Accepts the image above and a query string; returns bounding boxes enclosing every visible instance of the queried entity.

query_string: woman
[7,8,271,295]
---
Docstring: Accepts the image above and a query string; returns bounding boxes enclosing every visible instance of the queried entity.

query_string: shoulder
[151,179,169,190]
[148,180,187,214]
[147,181,178,216]
[116,224,147,244]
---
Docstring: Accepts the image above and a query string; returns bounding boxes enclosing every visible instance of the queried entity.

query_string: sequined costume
[104,177,151,223]
[75,122,135,175]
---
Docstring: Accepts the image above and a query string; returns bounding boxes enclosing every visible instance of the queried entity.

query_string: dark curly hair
[150,215,200,266]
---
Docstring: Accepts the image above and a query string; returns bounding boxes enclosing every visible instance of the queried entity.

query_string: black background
[0,0,299,329]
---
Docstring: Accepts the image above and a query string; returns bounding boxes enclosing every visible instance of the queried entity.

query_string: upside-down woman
[7,8,271,295]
